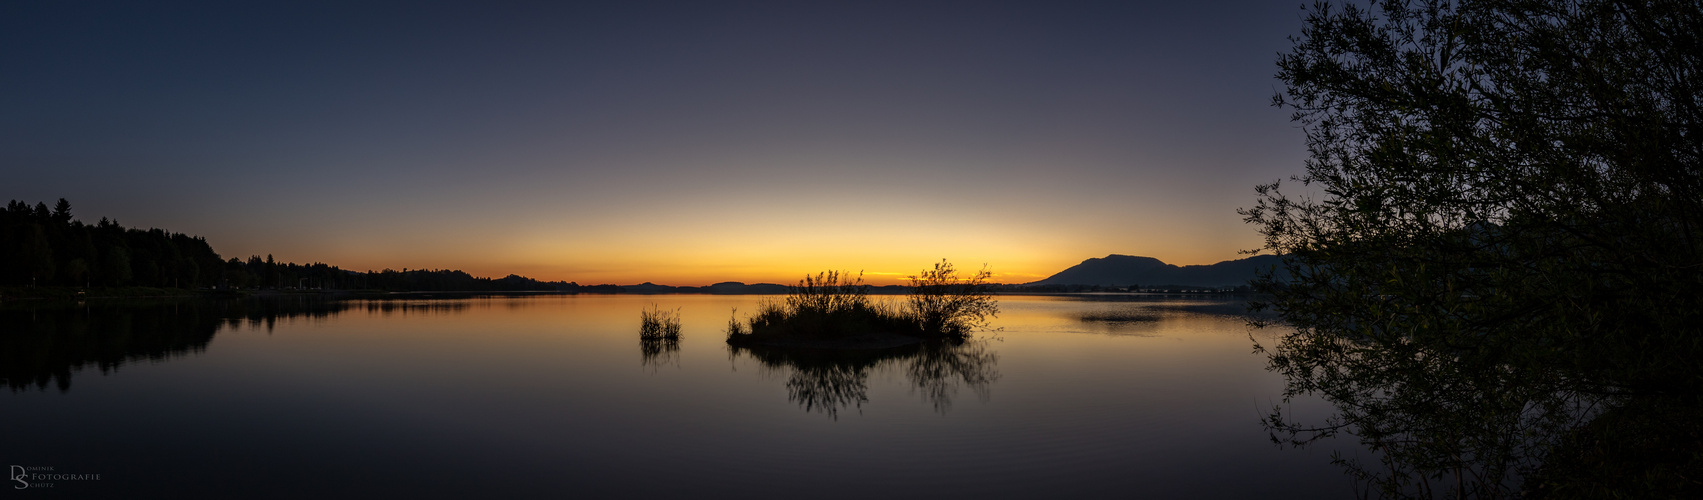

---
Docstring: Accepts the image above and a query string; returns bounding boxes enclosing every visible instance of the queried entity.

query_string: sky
[2,1,1309,286]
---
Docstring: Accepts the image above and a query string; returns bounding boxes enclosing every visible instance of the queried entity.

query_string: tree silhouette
[1243,0,1702,497]
[50,198,71,224]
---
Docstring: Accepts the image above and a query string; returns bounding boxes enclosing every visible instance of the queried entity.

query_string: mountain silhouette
[1028,254,1285,287]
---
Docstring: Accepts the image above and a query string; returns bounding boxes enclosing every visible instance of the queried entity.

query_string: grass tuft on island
[726,261,997,348]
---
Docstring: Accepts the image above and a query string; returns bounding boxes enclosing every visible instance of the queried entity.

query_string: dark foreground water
[1,294,1359,499]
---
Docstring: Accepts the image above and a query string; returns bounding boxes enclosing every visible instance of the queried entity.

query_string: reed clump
[725,307,748,337]
[638,304,682,341]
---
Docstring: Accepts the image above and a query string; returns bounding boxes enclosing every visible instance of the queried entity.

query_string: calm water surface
[1,294,1359,498]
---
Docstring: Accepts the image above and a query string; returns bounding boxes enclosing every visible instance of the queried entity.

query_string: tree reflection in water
[1,297,469,392]
[728,340,999,418]
[1258,325,1608,499]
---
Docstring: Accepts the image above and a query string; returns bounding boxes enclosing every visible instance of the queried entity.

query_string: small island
[722,261,997,349]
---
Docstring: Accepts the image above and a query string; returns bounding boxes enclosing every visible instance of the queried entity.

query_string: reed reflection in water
[726,340,999,417]
[639,337,681,368]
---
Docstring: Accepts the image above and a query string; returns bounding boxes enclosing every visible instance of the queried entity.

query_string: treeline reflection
[727,341,999,418]
[0,297,470,392]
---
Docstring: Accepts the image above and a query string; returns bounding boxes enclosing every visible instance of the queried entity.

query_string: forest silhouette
[0,199,576,293]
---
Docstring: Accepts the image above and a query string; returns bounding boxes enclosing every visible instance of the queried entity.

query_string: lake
[1,294,1361,498]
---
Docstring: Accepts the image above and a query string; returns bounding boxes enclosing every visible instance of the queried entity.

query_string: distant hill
[1028,254,1286,287]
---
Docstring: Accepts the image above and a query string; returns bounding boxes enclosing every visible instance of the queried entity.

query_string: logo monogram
[10,465,26,490]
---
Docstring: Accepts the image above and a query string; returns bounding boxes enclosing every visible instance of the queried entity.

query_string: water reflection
[1032,295,1268,337]
[0,297,474,392]
[638,337,680,368]
[728,340,999,418]
[903,341,1001,413]
[1,298,326,392]
[1050,294,1257,317]
[2,295,1358,498]
[2,300,209,392]
[1260,317,1609,498]
[1073,308,1163,336]
[354,299,472,316]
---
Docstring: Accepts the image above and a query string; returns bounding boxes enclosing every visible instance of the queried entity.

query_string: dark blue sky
[3,1,1309,284]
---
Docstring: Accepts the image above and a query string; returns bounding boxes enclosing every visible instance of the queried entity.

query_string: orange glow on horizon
[212,183,1267,287]
[296,246,1253,288]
